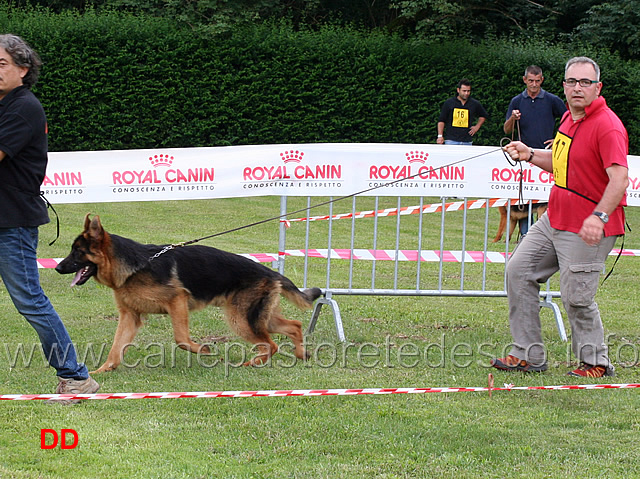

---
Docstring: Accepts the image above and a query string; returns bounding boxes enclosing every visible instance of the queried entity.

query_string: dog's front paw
[90,363,118,374]
[198,344,212,355]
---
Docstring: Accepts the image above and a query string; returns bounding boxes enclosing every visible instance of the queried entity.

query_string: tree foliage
[390,0,556,39]
[389,0,637,51]
[4,0,638,59]
[1,7,637,154]
[576,1,640,60]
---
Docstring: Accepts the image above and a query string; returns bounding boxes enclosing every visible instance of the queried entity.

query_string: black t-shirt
[0,85,49,227]
[438,97,489,143]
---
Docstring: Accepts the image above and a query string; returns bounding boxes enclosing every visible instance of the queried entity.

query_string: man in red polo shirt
[491,57,629,378]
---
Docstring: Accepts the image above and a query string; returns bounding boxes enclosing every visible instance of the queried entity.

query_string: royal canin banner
[43,144,640,205]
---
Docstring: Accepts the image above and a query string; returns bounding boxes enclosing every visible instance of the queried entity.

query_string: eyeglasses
[564,78,600,87]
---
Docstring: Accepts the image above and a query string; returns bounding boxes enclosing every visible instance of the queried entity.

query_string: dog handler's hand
[579,215,604,246]
[503,141,529,162]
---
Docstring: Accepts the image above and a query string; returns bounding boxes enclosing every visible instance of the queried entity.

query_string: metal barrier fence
[276,195,566,342]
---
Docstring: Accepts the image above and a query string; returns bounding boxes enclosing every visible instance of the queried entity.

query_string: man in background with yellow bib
[436,79,489,145]
[492,57,629,378]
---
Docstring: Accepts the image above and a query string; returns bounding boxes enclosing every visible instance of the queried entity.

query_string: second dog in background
[492,203,548,243]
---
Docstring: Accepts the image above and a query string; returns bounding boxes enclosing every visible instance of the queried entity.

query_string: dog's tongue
[70,270,84,287]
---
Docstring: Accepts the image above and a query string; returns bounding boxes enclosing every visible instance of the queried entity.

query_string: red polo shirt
[548,96,628,236]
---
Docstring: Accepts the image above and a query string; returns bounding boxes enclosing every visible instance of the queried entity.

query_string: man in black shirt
[437,79,489,145]
[0,34,99,403]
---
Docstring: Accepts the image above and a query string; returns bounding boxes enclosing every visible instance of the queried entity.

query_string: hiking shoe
[47,376,100,405]
[567,363,615,378]
[490,355,548,373]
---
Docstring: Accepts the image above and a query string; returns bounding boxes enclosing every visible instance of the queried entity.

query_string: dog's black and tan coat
[492,204,548,243]
[56,214,321,373]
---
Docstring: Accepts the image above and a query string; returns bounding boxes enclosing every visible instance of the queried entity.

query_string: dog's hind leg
[508,215,519,242]
[492,206,508,242]
[166,293,212,356]
[222,296,279,367]
[244,337,279,367]
[268,307,309,360]
[93,309,143,373]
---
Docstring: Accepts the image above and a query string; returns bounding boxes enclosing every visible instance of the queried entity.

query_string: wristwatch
[593,211,609,224]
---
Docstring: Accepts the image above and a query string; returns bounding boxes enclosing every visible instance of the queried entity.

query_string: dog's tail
[280,278,322,309]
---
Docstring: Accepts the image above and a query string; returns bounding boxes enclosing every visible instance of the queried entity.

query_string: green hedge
[2,8,639,154]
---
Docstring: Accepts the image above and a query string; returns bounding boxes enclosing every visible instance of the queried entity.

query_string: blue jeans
[444,140,473,146]
[0,227,88,379]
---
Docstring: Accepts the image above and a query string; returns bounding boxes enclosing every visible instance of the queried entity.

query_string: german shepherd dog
[491,203,548,243]
[55,214,321,373]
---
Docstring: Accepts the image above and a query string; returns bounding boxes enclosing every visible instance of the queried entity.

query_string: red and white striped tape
[2,383,638,401]
[281,198,544,226]
[278,249,512,263]
[37,248,640,269]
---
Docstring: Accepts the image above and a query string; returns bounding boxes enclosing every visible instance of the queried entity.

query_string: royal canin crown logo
[149,154,174,168]
[280,150,304,163]
[405,151,428,164]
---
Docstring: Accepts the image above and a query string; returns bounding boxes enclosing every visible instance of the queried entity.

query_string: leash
[148,147,503,260]
[41,193,60,246]
[500,118,526,207]
[601,221,631,285]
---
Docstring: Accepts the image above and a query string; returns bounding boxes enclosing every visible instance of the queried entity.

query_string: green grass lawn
[1,197,639,478]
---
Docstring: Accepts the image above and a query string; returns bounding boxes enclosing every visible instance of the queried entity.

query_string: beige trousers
[506,213,617,370]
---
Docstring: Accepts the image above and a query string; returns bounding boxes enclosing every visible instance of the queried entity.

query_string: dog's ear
[88,215,105,242]
[83,213,92,232]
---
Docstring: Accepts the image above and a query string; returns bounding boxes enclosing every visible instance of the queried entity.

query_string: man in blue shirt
[503,66,566,236]
[504,65,566,148]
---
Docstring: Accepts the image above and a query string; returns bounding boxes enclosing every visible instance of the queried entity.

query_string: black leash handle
[40,193,60,246]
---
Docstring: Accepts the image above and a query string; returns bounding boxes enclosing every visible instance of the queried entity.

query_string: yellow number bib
[552,131,572,188]
[452,108,469,128]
